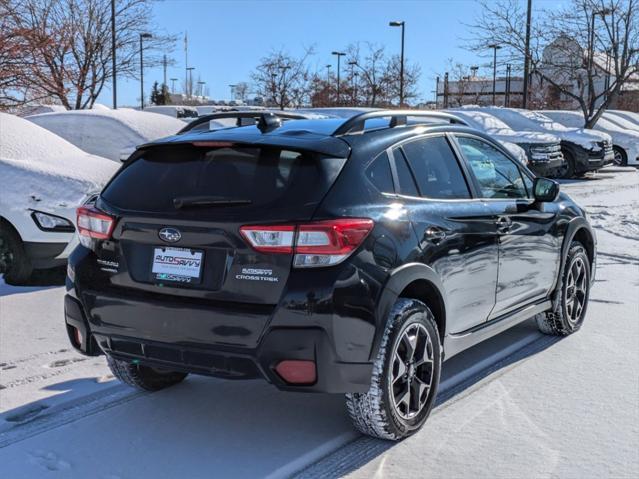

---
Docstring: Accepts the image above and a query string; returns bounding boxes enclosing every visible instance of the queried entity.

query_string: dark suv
[65,111,596,440]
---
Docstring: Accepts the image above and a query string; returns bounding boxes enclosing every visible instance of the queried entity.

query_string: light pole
[111,0,117,109]
[488,43,502,106]
[470,65,479,77]
[278,65,290,110]
[197,81,206,98]
[229,84,237,100]
[523,0,532,109]
[170,78,178,94]
[348,61,357,106]
[505,64,511,107]
[588,7,612,105]
[389,20,405,107]
[186,67,195,98]
[331,51,346,106]
[139,32,152,110]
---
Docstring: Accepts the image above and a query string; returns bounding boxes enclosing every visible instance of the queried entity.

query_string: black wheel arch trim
[371,262,448,361]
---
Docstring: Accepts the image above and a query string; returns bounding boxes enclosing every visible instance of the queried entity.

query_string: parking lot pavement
[0,166,637,478]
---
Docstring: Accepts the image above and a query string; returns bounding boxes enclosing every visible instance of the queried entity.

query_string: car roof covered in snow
[0,113,118,207]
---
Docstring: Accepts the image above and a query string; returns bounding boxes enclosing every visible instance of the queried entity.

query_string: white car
[27,108,184,162]
[603,112,639,133]
[543,110,639,166]
[446,109,565,176]
[0,113,118,284]
[608,110,639,127]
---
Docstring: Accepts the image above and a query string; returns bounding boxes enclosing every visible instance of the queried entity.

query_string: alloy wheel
[564,257,588,324]
[390,323,435,420]
[613,149,624,166]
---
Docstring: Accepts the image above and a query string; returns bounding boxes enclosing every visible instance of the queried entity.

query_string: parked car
[0,113,117,284]
[603,112,639,133]
[65,111,596,440]
[543,110,639,167]
[608,110,639,126]
[463,107,614,178]
[447,109,565,176]
[144,105,199,120]
[27,109,184,162]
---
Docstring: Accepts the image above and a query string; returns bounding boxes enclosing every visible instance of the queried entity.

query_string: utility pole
[184,31,188,96]
[162,54,167,87]
[505,64,511,107]
[443,72,449,108]
[523,0,532,109]
[111,0,117,109]
[435,76,440,108]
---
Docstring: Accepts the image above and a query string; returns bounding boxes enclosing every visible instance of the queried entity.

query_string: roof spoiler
[332,110,467,136]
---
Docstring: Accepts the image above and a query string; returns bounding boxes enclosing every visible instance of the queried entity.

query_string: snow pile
[0,113,118,209]
[609,110,639,126]
[603,112,639,133]
[26,108,184,161]
[15,104,68,117]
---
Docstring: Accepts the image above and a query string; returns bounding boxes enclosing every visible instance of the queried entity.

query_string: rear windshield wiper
[173,195,252,209]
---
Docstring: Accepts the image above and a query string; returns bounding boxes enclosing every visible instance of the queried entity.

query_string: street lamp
[488,43,502,105]
[170,78,178,94]
[229,84,237,100]
[186,67,195,98]
[348,61,358,106]
[470,65,479,77]
[139,32,152,110]
[331,51,346,106]
[588,7,613,103]
[389,20,405,107]
[197,81,206,98]
[111,0,117,109]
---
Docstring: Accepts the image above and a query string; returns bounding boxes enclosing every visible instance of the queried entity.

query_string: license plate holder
[151,247,204,284]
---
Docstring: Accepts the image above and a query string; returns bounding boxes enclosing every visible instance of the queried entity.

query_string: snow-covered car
[26,109,184,162]
[608,110,639,127]
[462,107,614,178]
[446,109,565,176]
[144,105,199,120]
[0,113,118,284]
[543,110,639,167]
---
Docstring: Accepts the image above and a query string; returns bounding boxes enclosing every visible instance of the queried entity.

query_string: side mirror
[533,177,559,202]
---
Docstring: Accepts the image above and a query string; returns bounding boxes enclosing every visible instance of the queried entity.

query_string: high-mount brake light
[240,219,374,268]
[77,205,115,240]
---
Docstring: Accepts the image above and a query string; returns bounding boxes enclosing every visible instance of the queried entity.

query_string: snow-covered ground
[0,167,637,478]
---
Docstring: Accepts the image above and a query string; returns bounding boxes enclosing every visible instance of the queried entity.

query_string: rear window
[101,144,346,215]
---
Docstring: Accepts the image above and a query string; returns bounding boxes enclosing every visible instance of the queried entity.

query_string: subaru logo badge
[159,227,181,243]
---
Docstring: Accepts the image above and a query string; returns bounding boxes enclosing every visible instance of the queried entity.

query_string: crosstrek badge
[236,268,279,282]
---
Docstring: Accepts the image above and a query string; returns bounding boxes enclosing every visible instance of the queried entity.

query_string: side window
[457,137,529,199]
[366,151,395,193]
[401,136,471,199]
[393,150,419,197]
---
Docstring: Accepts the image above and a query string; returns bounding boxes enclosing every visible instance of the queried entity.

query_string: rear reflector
[77,205,115,240]
[275,360,317,385]
[240,218,374,268]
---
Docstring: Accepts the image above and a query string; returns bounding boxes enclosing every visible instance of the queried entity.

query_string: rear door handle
[496,216,512,234]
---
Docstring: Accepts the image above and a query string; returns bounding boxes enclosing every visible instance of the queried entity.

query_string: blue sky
[98,0,566,107]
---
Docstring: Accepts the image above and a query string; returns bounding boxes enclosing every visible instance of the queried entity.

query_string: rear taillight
[77,205,115,240]
[240,218,374,268]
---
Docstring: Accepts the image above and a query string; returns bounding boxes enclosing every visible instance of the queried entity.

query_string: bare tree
[233,82,250,102]
[382,54,421,106]
[251,49,313,109]
[467,0,639,127]
[346,43,387,107]
[3,0,175,109]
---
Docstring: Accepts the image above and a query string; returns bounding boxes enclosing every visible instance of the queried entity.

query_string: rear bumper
[64,293,374,393]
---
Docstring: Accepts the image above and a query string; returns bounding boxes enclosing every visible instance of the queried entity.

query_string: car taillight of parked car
[240,218,374,268]
[77,205,115,245]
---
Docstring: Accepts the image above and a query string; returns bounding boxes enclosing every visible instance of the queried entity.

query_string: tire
[557,150,576,179]
[612,146,627,166]
[345,298,442,441]
[106,355,188,391]
[0,221,33,285]
[536,241,591,336]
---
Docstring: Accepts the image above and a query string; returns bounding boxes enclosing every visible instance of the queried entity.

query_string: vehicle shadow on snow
[0,321,562,478]
[0,267,66,296]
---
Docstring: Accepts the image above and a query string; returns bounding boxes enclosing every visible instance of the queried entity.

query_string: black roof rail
[178,110,310,134]
[332,110,467,136]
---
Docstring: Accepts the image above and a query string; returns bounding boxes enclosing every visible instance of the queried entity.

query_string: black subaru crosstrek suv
[65,110,596,440]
